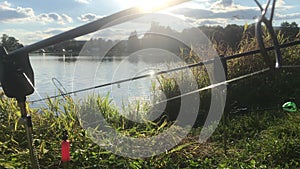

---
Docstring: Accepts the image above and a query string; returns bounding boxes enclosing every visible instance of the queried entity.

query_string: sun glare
[117,0,169,12]
[139,0,169,12]
[149,70,156,77]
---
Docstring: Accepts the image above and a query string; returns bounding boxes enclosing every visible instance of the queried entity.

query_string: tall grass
[0,26,299,168]
[0,95,299,168]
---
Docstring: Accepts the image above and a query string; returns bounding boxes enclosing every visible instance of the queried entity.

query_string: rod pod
[18,101,39,169]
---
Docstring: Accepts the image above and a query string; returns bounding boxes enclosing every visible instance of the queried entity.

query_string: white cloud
[274,0,293,10]
[191,18,227,26]
[1,28,49,45]
[76,27,141,42]
[0,1,34,22]
[0,1,10,8]
[170,0,279,26]
[61,14,73,23]
[37,13,73,25]
[173,7,259,20]
[2,27,74,45]
[78,13,104,22]
[0,1,72,25]
[211,0,233,9]
[277,0,286,6]
[275,12,300,21]
[43,27,73,35]
[75,0,91,4]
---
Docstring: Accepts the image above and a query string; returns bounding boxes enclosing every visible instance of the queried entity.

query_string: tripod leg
[18,102,39,169]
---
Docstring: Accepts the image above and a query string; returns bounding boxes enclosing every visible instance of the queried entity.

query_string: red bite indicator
[61,140,70,162]
[61,130,70,162]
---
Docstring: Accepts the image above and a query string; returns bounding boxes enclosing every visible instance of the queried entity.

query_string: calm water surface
[29,55,156,108]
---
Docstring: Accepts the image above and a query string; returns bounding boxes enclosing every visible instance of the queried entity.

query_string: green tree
[280,21,299,40]
[223,24,243,49]
[0,34,23,52]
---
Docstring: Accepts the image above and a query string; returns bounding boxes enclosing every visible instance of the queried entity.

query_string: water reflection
[29,55,157,108]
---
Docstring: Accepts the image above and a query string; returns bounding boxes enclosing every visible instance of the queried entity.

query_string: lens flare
[139,0,169,12]
[117,0,169,12]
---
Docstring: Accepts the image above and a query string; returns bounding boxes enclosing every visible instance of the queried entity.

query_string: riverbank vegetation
[0,95,299,168]
[0,23,300,168]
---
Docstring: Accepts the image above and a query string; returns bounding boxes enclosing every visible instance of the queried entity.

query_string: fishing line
[52,77,69,100]
[29,61,208,103]
[30,66,270,107]
[28,0,300,104]
[22,73,46,108]
[153,68,270,105]
[93,63,101,88]
[281,65,300,68]
[225,40,300,60]
[22,72,48,108]
[29,39,300,104]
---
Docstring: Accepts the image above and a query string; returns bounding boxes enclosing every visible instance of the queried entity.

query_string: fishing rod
[29,38,300,103]
[7,0,190,57]
[0,0,190,168]
[29,0,300,103]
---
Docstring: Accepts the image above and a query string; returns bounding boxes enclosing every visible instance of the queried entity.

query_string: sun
[117,0,169,12]
[138,0,169,12]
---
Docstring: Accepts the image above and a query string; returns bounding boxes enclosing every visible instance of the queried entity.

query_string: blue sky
[0,0,299,45]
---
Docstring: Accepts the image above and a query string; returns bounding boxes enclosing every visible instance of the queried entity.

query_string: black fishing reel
[0,46,35,102]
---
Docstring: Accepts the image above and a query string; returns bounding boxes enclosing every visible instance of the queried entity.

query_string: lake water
[29,55,158,108]
[29,52,183,107]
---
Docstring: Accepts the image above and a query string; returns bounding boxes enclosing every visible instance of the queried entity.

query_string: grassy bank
[0,96,299,168]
